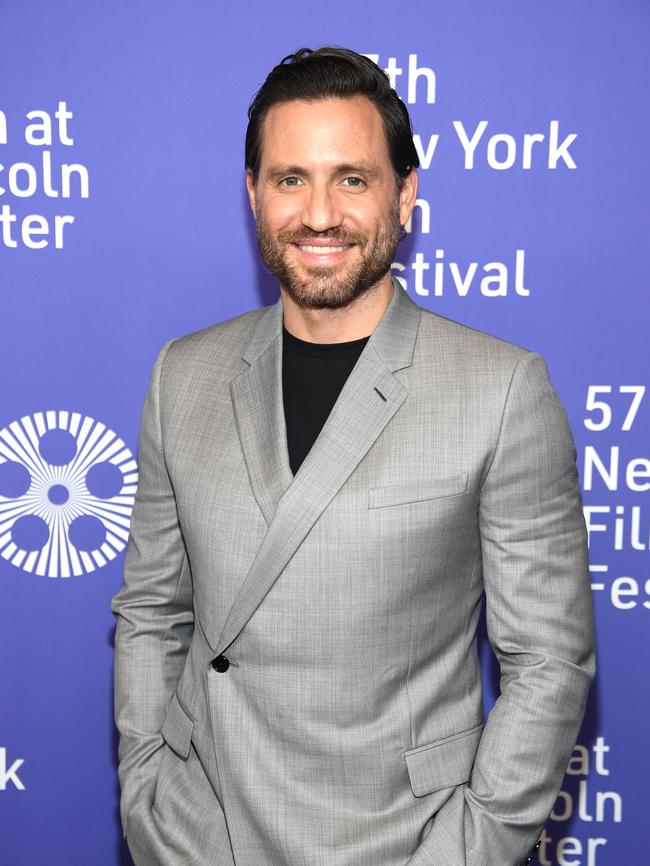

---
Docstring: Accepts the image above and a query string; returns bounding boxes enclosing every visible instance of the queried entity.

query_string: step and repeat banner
[1,2,647,864]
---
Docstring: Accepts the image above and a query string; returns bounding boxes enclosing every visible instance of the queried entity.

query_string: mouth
[292,242,355,263]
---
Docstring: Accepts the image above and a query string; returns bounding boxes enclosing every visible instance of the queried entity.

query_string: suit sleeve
[464,351,596,866]
[111,339,194,839]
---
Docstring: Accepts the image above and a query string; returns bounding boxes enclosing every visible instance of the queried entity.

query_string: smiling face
[246,96,417,310]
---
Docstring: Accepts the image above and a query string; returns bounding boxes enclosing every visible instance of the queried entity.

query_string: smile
[296,244,353,253]
[293,243,354,262]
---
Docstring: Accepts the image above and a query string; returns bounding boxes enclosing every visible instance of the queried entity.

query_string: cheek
[261,195,303,232]
[344,197,394,232]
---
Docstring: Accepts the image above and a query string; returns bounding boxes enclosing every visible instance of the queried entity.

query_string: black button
[211,655,230,672]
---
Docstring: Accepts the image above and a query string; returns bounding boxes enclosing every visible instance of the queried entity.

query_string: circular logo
[0,411,138,577]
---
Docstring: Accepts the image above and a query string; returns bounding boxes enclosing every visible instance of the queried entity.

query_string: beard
[254,202,402,310]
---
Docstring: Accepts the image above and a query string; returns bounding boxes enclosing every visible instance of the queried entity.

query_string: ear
[246,168,257,217]
[398,168,418,227]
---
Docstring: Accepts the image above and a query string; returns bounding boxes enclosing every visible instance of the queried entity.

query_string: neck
[280,273,394,343]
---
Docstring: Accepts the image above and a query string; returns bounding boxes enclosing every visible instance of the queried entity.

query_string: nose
[301,180,342,233]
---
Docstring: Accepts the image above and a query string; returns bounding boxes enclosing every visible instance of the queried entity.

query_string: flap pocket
[404,722,483,797]
[160,693,195,759]
[368,472,468,509]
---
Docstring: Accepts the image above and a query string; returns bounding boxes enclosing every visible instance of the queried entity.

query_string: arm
[464,351,596,866]
[111,339,194,838]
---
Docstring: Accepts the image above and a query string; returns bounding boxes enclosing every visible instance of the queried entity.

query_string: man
[112,47,596,866]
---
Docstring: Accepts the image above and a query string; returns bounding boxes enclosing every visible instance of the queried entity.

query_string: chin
[284,275,377,311]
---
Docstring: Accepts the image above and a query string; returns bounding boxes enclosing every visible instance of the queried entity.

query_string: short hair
[245,46,420,187]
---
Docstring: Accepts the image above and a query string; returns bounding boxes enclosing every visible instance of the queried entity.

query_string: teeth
[299,244,350,254]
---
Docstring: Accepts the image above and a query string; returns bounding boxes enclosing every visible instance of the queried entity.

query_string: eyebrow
[265,162,382,181]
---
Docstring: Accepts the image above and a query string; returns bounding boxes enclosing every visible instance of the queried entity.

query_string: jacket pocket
[403,722,483,797]
[160,693,195,759]
[368,472,468,509]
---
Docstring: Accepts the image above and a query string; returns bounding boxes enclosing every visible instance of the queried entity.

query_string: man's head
[245,47,419,310]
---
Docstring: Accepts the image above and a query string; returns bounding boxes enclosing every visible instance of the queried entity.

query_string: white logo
[0,411,137,577]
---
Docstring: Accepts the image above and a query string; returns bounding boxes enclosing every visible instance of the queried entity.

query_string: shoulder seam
[156,337,179,475]
[478,351,539,490]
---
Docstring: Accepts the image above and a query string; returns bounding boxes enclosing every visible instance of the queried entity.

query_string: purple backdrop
[1,1,648,864]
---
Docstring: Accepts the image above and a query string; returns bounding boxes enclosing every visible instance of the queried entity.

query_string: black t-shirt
[282,325,370,476]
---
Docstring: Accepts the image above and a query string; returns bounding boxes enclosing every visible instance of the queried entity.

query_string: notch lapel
[219,280,421,655]
[230,301,294,527]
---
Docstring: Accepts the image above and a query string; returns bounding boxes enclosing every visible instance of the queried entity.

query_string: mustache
[277,228,366,245]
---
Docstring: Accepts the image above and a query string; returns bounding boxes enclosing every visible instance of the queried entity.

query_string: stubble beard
[254,202,402,310]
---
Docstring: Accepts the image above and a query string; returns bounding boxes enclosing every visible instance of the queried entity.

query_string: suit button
[211,655,230,672]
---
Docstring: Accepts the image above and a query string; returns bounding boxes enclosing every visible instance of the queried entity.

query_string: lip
[292,242,354,263]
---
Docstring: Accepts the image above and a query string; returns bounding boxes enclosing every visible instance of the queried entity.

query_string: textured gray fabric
[112,279,595,866]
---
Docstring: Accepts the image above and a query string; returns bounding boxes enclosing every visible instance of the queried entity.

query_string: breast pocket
[368,472,468,509]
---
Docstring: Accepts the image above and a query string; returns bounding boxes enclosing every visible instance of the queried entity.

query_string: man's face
[246,96,417,310]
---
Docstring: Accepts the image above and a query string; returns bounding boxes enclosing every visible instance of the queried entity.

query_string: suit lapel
[218,279,421,655]
[230,303,294,526]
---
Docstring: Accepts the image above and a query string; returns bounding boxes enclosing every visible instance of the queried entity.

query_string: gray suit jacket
[112,280,595,866]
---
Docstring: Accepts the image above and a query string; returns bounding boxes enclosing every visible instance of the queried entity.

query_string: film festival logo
[0,411,137,577]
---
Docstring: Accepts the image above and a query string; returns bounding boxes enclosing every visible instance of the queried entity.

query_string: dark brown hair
[245,46,420,187]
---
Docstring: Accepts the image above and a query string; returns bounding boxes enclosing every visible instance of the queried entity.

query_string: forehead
[259,96,390,171]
